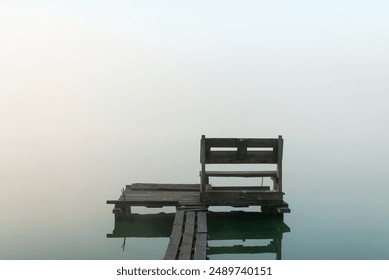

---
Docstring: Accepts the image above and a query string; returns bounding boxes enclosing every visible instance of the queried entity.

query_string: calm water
[1,177,389,259]
[1,132,389,260]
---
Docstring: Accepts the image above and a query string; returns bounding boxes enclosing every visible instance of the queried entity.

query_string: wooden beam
[164,210,185,260]
[193,233,207,260]
[205,171,277,177]
[206,151,276,164]
[205,138,276,148]
[178,212,196,260]
[193,211,207,260]
[130,183,200,191]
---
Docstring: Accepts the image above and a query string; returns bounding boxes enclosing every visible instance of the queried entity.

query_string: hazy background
[1,0,389,259]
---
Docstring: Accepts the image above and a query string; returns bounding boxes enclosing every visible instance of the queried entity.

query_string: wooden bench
[200,135,284,203]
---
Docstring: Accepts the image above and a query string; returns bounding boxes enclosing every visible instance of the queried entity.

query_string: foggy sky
[1,1,389,238]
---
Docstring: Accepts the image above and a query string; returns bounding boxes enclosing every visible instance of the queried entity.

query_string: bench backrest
[201,136,283,165]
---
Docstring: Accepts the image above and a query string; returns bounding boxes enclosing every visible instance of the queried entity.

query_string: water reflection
[107,211,290,260]
[207,211,290,260]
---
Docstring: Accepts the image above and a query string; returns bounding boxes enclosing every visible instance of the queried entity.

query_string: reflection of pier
[207,211,289,259]
[107,211,290,260]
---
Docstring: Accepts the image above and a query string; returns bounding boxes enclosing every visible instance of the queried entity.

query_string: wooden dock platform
[107,183,290,216]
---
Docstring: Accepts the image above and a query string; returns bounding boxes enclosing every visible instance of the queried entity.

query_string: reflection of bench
[200,135,287,211]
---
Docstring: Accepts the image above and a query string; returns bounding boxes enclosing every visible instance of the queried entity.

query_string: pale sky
[1,1,389,229]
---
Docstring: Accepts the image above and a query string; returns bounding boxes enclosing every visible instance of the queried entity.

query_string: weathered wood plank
[124,190,200,197]
[129,183,200,191]
[164,210,185,260]
[197,212,207,234]
[178,212,196,260]
[107,189,201,206]
[193,233,207,260]
[173,210,185,227]
[205,171,277,177]
[107,200,179,206]
[202,191,284,206]
[209,186,271,191]
[205,138,276,148]
[206,151,276,164]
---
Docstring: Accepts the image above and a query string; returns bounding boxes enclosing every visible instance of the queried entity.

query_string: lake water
[2,146,389,260]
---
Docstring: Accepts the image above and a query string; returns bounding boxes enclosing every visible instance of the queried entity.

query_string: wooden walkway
[164,209,208,260]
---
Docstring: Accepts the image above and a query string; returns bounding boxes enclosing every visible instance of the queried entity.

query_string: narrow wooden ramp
[164,209,208,260]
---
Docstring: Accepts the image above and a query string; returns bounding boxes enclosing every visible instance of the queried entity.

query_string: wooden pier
[107,135,290,259]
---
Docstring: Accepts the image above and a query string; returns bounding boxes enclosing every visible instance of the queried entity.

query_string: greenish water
[2,195,388,260]
[1,129,389,260]
[108,210,289,260]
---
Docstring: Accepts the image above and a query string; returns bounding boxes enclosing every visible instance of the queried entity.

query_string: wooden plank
[108,191,193,202]
[205,171,277,177]
[164,210,185,260]
[205,138,276,148]
[130,183,200,191]
[107,200,179,206]
[197,211,207,233]
[202,191,284,206]
[272,139,279,162]
[109,200,202,207]
[193,233,207,260]
[178,211,196,260]
[209,186,271,191]
[206,151,276,164]
[117,190,200,201]
[193,211,207,260]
